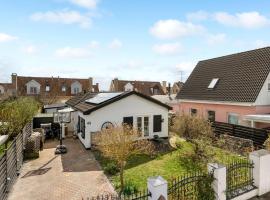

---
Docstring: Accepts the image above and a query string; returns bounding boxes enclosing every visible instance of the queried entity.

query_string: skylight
[208,78,219,89]
[85,92,123,104]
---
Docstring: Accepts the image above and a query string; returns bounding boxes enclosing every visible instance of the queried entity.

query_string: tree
[0,97,40,137]
[171,114,215,165]
[96,125,153,193]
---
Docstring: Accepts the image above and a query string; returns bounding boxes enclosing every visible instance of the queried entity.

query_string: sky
[1,0,270,90]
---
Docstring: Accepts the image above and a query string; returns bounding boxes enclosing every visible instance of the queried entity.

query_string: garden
[93,114,253,195]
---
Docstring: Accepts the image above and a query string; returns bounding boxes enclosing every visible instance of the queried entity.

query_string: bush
[104,162,119,175]
[122,181,138,195]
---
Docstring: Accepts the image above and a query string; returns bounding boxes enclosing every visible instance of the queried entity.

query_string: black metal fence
[90,190,151,200]
[0,123,31,200]
[212,121,269,148]
[168,172,215,200]
[226,159,256,199]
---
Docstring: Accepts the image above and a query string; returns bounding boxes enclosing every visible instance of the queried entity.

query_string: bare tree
[96,125,153,193]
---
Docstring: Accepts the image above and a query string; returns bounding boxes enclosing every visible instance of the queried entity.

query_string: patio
[7,137,115,200]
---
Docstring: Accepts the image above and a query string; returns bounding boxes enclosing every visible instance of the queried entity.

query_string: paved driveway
[8,138,114,200]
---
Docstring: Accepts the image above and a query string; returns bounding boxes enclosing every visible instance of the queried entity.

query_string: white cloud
[0,33,18,42]
[30,10,92,28]
[22,45,38,54]
[69,0,98,9]
[253,40,270,48]
[214,11,269,29]
[108,39,122,49]
[55,46,92,58]
[149,19,205,40]
[207,33,226,45]
[186,11,209,21]
[152,43,182,55]
[175,61,196,73]
[88,40,99,48]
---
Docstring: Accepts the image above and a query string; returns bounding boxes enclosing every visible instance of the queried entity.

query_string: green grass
[94,139,244,191]
[0,140,13,156]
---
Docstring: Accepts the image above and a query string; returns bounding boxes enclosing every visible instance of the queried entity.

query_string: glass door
[137,116,149,137]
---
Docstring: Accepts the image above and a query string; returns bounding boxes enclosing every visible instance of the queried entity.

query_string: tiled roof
[177,47,270,102]
[111,79,165,96]
[67,91,171,114]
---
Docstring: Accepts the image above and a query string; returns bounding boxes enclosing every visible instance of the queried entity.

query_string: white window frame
[227,113,239,125]
[136,115,150,137]
[45,85,50,92]
[30,87,37,94]
[62,86,66,92]
[208,78,219,89]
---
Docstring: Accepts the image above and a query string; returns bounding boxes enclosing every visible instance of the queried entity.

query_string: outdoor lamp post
[53,110,71,154]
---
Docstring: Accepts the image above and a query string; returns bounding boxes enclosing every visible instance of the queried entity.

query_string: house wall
[179,102,270,127]
[77,94,169,148]
[255,72,270,106]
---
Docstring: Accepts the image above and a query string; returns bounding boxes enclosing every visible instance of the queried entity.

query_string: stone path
[8,138,114,200]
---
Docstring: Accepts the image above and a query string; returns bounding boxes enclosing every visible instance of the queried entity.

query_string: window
[123,116,133,127]
[208,78,219,89]
[62,86,66,92]
[207,111,215,122]
[137,116,149,137]
[268,83,270,91]
[73,87,80,94]
[153,115,162,132]
[45,85,50,92]
[30,87,37,94]
[190,108,197,116]
[77,116,85,139]
[228,113,239,125]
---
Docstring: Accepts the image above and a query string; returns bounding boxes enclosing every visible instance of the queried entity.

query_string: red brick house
[176,47,270,128]
[109,78,165,96]
[0,73,99,101]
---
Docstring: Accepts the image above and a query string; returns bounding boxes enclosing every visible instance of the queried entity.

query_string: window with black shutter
[81,118,85,139]
[153,115,162,132]
[123,116,133,127]
[77,116,81,133]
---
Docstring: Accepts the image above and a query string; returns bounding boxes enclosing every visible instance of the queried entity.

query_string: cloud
[207,33,226,45]
[186,11,209,21]
[149,19,205,40]
[22,45,38,54]
[88,40,100,48]
[175,61,196,73]
[69,0,98,9]
[213,11,269,29]
[108,39,122,49]
[30,10,92,28]
[55,46,92,58]
[0,33,18,42]
[152,43,182,55]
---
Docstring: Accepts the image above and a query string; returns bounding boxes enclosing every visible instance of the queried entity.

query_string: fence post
[147,176,167,200]
[249,149,270,196]
[208,163,226,200]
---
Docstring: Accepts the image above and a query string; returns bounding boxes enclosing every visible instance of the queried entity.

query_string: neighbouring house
[0,73,99,102]
[66,91,171,148]
[171,81,184,94]
[176,47,270,128]
[152,94,179,112]
[109,78,165,96]
[43,103,67,113]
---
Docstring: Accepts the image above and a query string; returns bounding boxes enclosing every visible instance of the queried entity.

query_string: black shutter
[123,117,133,127]
[77,116,81,132]
[153,115,162,132]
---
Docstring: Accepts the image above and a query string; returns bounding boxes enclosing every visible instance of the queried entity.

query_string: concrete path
[8,138,114,200]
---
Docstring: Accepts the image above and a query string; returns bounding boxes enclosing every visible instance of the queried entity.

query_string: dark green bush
[104,162,119,175]
[122,181,138,195]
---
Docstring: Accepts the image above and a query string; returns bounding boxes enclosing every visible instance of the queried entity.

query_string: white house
[66,91,171,148]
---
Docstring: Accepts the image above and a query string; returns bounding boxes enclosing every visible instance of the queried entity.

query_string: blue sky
[1,0,270,90]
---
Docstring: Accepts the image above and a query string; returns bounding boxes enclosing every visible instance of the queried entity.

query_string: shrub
[104,162,119,175]
[122,181,138,195]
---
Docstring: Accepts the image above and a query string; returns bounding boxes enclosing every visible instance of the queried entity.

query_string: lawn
[94,137,244,191]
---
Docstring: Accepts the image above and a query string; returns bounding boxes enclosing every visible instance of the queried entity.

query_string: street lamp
[53,109,71,154]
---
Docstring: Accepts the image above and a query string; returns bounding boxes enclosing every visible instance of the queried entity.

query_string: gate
[168,172,215,200]
[226,159,256,199]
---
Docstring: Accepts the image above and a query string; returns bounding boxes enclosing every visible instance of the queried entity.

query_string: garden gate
[226,159,256,199]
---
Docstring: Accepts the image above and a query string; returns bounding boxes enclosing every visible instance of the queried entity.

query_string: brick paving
[8,138,115,200]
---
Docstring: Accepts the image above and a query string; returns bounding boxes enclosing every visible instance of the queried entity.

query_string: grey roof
[177,47,270,102]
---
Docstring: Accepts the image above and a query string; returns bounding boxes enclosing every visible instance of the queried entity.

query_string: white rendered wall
[255,72,270,106]
[77,94,169,148]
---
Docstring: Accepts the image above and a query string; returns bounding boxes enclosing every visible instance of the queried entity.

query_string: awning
[244,114,270,124]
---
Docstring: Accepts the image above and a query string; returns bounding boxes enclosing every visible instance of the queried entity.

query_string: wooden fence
[212,121,269,148]
[0,123,31,200]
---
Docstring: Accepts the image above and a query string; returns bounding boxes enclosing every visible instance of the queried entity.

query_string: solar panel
[85,92,123,104]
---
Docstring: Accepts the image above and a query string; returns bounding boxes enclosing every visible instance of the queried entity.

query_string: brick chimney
[11,73,17,91]
[89,77,93,92]
[162,81,167,94]
[114,78,119,92]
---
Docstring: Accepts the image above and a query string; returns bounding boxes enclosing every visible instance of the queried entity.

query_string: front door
[137,116,149,137]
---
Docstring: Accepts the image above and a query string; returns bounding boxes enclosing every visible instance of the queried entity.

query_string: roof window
[208,78,219,89]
